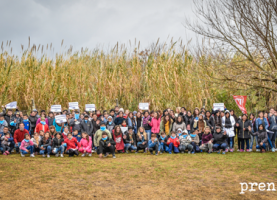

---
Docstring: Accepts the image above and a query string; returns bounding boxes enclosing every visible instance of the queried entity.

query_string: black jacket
[123,131,137,145]
[91,120,100,134]
[52,138,64,148]
[39,137,52,148]
[80,120,94,136]
[29,115,38,129]
[69,118,82,131]
[47,117,55,127]
[184,115,194,131]
[212,131,228,144]
[236,119,252,139]
[98,137,116,154]
[205,117,215,131]
[114,117,125,125]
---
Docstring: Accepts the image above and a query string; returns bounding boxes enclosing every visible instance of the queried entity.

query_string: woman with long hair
[136,126,148,153]
[148,111,161,137]
[159,115,173,136]
[249,113,257,152]
[112,125,125,153]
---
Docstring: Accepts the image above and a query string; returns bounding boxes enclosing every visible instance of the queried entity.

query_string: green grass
[0,152,277,199]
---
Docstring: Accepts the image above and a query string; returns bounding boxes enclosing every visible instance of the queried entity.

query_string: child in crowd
[1,132,13,155]
[212,127,228,154]
[106,116,115,132]
[136,127,148,153]
[62,126,70,139]
[22,115,30,131]
[190,130,200,154]
[63,132,80,157]
[200,127,213,154]
[31,132,41,155]
[179,130,193,154]
[39,132,52,158]
[176,128,183,138]
[98,132,116,158]
[73,129,82,142]
[158,132,168,154]
[167,131,180,154]
[123,127,137,153]
[20,133,35,157]
[52,132,65,157]
[79,132,92,157]
[148,134,159,155]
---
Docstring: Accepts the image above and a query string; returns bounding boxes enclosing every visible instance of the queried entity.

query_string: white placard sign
[51,105,62,112]
[69,102,79,110]
[85,104,96,111]
[120,127,128,133]
[6,101,17,109]
[139,103,149,110]
[55,115,67,123]
[213,103,225,111]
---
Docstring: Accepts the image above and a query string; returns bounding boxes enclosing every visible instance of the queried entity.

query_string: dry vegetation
[0,152,277,199]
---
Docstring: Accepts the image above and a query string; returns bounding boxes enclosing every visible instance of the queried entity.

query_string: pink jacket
[149,117,161,134]
[36,118,49,126]
[80,137,92,151]
[20,140,34,151]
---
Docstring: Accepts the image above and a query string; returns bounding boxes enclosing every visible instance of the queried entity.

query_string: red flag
[233,96,247,114]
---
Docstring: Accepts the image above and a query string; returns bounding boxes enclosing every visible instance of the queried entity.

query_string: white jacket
[221,116,236,131]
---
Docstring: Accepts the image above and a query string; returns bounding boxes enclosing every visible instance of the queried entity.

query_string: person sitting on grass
[176,128,183,138]
[158,132,168,154]
[1,132,13,155]
[148,134,159,155]
[63,132,80,157]
[98,132,116,158]
[179,130,193,154]
[94,121,112,150]
[199,126,213,154]
[31,132,41,155]
[112,125,125,153]
[20,133,35,157]
[167,131,180,154]
[249,124,268,153]
[73,129,82,142]
[136,126,148,153]
[123,126,137,153]
[39,131,52,158]
[212,126,228,154]
[52,132,65,157]
[190,129,200,154]
[79,132,92,157]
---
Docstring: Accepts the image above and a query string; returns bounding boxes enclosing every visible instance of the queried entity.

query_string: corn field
[0,39,271,113]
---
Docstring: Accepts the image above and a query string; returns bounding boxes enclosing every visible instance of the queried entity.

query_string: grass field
[0,152,276,199]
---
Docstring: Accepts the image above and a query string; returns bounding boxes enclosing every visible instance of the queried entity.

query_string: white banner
[213,103,225,111]
[85,104,96,111]
[55,114,67,123]
[139,103,149,110]
[69,102,79,110]
[5,101,17,109]
[51,105,62,112]
[120,127,128,133]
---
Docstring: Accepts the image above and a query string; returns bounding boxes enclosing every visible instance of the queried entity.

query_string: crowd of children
[0,105,276,158]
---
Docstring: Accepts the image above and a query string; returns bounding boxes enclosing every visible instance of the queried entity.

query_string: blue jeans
[21,145,34,154]
[267,133,273,148]
[240,139,249,150]
[256,143,266,150]
[227,137,234,149]
[213,143,228,151]
[250,134,258,149]
[168,143,179,153]
[159,142,169,152]
[145,130,151,142]
[268,131,277,148]
[52,146,65,154]
[15,142,22,153]
[124,143,137,151]
[40,146,52,155]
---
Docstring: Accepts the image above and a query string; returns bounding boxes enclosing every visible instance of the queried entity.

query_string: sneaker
[225,149,228,152]
[230,149,233,152]
[125,151,129,154]
[237,149,240,152]
[150,152,153,155]
[21,153,25,157]
[169,152,172,154]
[246,149,249,152]
[91,150,95,153]
[30,154,35,157]
[256,149,260,152]
[262,149,266,153]
[240,149,244,152]
[217,150,221,154]
[249,149,252,152]
[42,154,45,158]
[3,152,7,155]
[275,148,277,151]
[155,153,158,156]
[82,153,86,157]
[5,151,10,155]
[188,151,191,154]
[208,151,211,154]
[272,148,275,152]
[113,155,116,158]
[160,152,163,154]
[88,153,92,157]
[55,153,59,157]
[60,154,64,157]
[191,151,195,154]
[222,151,226,155]
[104,153,108,158]
[47,155,50,158]
[11,149,14,153]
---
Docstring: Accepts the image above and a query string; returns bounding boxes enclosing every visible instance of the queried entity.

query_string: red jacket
[63,137,80,150]
[35,123,49,133]
[14,129,30,143]
[167,137,180,147]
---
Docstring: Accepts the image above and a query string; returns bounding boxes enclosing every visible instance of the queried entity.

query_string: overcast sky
[0,0,196,56]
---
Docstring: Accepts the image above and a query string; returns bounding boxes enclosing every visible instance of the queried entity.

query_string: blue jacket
[0,132,14,143]
[255,118,269,131]
[148,139,159,148]
[22,120,30,131]
[73,134,82,142]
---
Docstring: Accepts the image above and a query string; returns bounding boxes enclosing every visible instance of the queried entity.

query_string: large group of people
[1,105,276,158]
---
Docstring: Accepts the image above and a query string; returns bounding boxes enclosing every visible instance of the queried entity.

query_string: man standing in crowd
[28,110,38,136]
[14,123,29,154]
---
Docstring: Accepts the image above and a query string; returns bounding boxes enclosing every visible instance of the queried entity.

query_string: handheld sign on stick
[69,102,79,110]
[5,101,17,109]
[85,104,96,111]
[213,103,224,111]
[55,115,67,123]
[120,127,128,133]
[51,105,62,112]
[139,103,149,110]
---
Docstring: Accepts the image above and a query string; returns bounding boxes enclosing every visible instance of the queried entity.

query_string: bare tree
[186,0,277,96]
